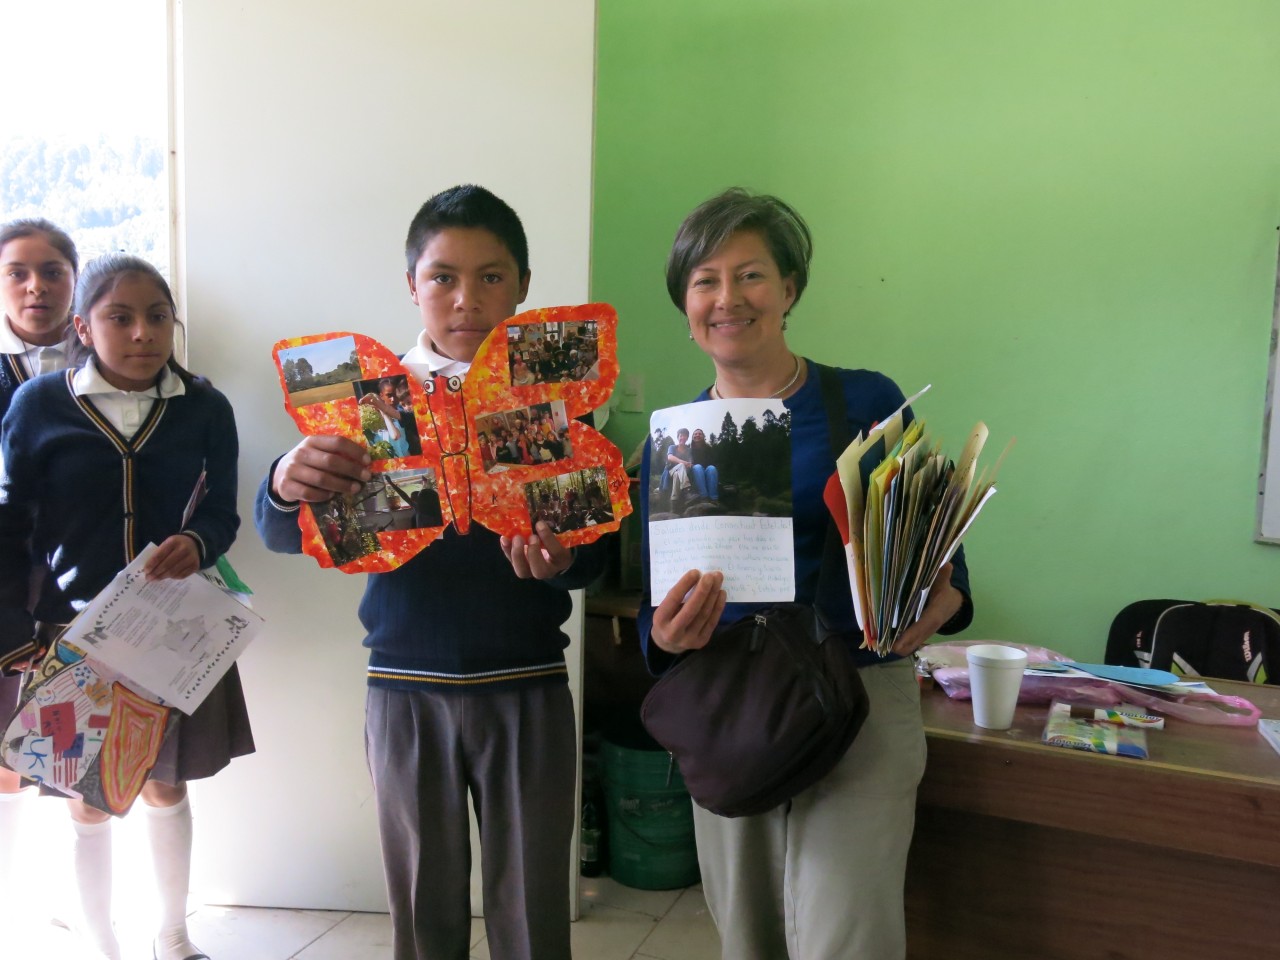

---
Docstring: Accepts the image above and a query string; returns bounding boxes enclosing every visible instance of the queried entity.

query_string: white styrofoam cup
[966,643,1028,730]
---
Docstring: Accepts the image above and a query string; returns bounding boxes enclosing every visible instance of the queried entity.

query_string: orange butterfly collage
[272,304,631,573]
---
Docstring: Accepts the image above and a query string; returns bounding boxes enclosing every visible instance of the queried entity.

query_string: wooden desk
[905,680,1280,959]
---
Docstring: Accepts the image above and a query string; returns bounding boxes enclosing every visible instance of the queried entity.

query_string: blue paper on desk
[1065,662,1180,688]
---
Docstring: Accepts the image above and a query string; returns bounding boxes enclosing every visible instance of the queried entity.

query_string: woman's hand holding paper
[650,569,726,655]
[889,562,963,657]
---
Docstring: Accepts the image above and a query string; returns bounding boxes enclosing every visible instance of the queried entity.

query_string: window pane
[0,0,169,274]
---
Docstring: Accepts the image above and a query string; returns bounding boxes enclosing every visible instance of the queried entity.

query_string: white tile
[634,887,721,960]
[569,901,660,960]
[470,900,656,960]
[294,911,395,959]
[183,904,351,960]
[579,875,682,920]
[471,916,485,948]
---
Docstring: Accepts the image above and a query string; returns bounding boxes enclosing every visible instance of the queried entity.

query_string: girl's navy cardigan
[0,370,239,669]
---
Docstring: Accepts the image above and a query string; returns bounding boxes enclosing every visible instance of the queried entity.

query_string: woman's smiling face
[683,230,795,371]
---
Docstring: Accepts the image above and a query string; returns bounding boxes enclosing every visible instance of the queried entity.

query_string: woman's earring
[782,319,789,331]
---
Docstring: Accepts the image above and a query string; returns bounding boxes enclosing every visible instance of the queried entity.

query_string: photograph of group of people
[277,337,423,463]
[311,467,444,564]
[476,400,573,472]
[506,319,600,385]
[523,466,615,535]
[648,401,793,521]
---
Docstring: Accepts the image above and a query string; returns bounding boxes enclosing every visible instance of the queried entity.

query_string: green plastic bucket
[600,740,700,890]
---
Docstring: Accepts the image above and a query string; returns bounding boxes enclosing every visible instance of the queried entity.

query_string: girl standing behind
[0,254,252,960]
[0,217,82,927]
[0,218,86,420]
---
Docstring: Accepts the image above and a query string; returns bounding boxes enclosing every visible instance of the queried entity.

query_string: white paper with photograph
[647,399,794,603]
[63,544,263,715]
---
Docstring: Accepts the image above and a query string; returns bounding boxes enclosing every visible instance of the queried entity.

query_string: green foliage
[1,135,168,272]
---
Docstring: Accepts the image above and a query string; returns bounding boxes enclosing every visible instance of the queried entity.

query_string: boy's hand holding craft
[500,521,575,579]
[272,435,372,502]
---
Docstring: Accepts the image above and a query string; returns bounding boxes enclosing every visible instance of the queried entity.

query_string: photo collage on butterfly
[277,336,443,564]
[506,319,601,385]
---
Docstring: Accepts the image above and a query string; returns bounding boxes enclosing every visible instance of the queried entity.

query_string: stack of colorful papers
[823,386,1009,656]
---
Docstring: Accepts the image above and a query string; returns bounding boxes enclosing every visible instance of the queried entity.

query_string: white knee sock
[0,787,37,918]
[145,794,204,960]
[72,816,122,960]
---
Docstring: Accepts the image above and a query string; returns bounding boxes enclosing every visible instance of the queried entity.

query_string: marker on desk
[1069,703,1165,730]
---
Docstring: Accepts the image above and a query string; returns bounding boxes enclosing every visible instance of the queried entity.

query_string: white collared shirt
[400,331,471,387]
[71,358,186,439]
[0,318,78,378]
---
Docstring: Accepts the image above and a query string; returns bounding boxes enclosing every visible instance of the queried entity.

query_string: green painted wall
[592,1,1280,660]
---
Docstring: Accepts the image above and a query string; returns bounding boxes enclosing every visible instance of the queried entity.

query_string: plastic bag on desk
[921,640,1261,727]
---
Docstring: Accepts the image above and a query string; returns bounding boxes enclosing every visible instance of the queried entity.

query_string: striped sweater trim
[0,639,38,672]
[367,662,568,686]
[66,371,169,563]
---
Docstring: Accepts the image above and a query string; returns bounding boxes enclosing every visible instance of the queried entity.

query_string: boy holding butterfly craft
[255,185,608,960]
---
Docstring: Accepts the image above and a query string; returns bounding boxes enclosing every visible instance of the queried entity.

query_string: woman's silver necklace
[710,353,801,400]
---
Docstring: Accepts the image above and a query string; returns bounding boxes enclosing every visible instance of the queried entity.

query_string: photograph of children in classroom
[505,319,600,385]
[476,400,573,472]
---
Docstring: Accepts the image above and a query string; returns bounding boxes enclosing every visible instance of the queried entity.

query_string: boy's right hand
[272,436,372,503]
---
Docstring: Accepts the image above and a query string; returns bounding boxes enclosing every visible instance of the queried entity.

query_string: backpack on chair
[1106,599,1280,684]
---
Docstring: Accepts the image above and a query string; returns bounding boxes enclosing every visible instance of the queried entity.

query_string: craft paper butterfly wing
[272,333,452,573]
[462,304,631,546]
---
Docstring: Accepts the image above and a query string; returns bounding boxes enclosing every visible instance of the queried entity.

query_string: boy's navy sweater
[255,467,609,693]
[0,370,239,669]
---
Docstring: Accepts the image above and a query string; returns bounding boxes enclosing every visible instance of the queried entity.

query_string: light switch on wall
[618,372,644,413]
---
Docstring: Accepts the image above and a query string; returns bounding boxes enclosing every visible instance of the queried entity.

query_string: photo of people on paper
[523,466,614,535]
[277,335,363,406]
[476,400,573,472]
[310,493,381,565]
[506,319,600,385]
[647,399,795,603]
[354,469,444,533]
[355,374,422,461]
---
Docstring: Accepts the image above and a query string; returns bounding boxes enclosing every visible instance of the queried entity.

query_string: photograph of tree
[647,402,792,522]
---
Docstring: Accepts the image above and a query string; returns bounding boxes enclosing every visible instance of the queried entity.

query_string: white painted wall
[175,0,597,910]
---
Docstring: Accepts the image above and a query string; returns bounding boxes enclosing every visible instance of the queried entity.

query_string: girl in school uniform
[0,217,84,926]
[0,254,252,960]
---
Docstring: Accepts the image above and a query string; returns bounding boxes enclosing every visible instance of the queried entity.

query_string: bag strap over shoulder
[814,363,850,623]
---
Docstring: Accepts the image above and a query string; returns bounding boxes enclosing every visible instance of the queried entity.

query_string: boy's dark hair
[76,253,197,386]
[0,218,80,275]
[665,187,813,316]
[404,184,529,277]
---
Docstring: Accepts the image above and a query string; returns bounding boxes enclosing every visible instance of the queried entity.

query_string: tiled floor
[11,876,720,959]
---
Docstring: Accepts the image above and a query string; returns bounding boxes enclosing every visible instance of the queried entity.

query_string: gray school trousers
[365,683,576,960]
[692,657,927,960]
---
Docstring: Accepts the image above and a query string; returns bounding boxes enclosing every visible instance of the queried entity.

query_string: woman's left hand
[890,562,963,657]
[145,534,201,581]
[501,521,574,579]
